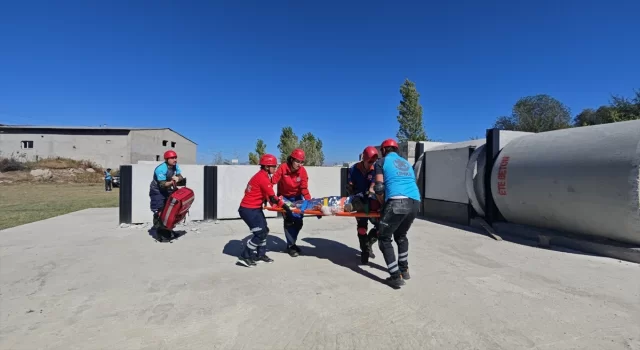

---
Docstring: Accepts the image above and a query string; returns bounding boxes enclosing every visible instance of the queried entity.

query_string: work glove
[281,204,295,222]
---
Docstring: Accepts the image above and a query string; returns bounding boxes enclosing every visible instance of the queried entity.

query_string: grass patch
[28,157,101,170]
[0,183,119,230]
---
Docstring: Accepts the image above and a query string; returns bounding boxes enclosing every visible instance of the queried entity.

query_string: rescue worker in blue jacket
[373,138,421,289]
[149,150,184,240]
[104,168,112,192]
[346,146,381,265]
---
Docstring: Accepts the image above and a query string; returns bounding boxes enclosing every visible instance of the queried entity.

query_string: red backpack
[159,187,195,230]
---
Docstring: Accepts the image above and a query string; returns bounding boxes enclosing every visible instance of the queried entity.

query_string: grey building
[0,125,197,169]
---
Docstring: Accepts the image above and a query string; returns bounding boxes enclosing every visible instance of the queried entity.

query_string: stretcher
[265,206,380,218]
[264,194,381,218]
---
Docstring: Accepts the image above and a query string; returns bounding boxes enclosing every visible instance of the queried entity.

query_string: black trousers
[356,217,379,253]
[377,198,420,276]
[238,207,270,259]
[105,179,112,191]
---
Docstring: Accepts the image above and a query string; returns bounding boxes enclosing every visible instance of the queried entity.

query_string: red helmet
[259,154,278,166]
[362,146,379,162]
[380,138,399,149]
[164,150,177,159]
[290,148,305,162]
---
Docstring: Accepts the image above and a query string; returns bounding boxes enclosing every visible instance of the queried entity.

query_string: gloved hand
[281,203,293,217]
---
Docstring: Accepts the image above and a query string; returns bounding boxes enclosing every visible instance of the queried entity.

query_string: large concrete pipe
[490,120,640,245]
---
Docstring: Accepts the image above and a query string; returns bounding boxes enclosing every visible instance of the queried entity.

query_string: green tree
[572,89,640,127]
[277,126,299,163]
[298,132,325,166]
[396,78,428,142]
[248,139,267,165]
[572,106,611,127]
[494,94,572,132]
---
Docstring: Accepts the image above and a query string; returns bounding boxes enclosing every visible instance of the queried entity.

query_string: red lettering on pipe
[497,156,510,196]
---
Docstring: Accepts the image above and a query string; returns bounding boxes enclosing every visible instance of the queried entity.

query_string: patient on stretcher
[279,193,381,215]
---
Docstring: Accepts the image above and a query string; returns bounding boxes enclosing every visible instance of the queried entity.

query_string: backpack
[159,187,195,230]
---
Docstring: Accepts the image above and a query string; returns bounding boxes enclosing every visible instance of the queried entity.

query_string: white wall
[215,165,343,220]
[303,166,342,198]
[215,165,278,219]
[131,163,205,223]
[423,147,473,203]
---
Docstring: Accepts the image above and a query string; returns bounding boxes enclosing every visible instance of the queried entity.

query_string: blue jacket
[348,161,375,195]
[104,170,112,180]
[149,162,182,211]
[374,152,420,201]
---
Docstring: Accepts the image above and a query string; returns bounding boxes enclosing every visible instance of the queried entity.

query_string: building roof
[0,124,197,145]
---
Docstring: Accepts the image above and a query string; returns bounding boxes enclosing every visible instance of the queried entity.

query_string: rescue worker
[346,146,381,265]
[237,154,294,267]
[373,138,421,288]
[271,148,314,257]
[149,150,184,241]
[104,168,112,192]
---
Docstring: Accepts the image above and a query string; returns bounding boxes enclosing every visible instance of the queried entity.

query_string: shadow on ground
[222,235,394,287]
[147,228,188,243]
[222,234,289,257]
[419,217,600,258]
[300,237,391,286]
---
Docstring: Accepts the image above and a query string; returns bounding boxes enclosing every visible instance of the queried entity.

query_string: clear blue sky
[1,0,638,164]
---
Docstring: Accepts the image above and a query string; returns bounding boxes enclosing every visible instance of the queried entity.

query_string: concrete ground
[1,209,639,350]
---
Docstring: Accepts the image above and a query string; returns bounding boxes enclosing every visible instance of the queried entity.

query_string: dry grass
[0,156,109,184]
[0,183,119,230]
[28,157,101,170]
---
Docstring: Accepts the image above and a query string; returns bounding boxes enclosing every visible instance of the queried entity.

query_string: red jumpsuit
[238,169,284,261]
[271,163,311,200]
[240,168,283,209]
[271,163,311,248]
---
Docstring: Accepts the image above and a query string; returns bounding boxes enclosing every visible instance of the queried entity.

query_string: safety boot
[256,255,274,264]
[287,245,299,257]
[385,273,406,289]
[400,269,411,280]
[236,257,257,268]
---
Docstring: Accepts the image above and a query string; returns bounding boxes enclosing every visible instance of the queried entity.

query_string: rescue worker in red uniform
[271,148,314,257]
[237,154,293,267]
[346,146,381,265]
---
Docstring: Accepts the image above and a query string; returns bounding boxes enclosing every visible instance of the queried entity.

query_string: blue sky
[1,0,638,164]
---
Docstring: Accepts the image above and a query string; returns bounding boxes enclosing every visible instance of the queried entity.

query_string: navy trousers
[239,207,270,259]
[282,195,304,247]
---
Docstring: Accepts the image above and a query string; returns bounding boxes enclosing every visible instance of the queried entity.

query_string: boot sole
[236,259,256,268]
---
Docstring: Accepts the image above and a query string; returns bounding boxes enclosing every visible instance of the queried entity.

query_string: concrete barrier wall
[130,163,205,223]
[215,165,278,219]
[424,147,473,203]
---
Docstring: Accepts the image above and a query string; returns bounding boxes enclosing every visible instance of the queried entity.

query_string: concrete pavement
[1,208,639,350]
